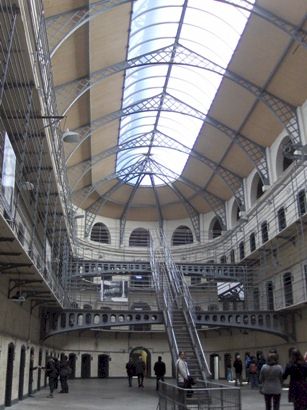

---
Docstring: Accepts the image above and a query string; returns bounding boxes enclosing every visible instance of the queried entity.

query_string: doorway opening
[130,346,151,377]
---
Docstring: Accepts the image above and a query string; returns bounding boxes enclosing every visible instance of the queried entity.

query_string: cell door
[37,349,42,391]
[18,346,26,400]
[68,353,76,379]
[98,354,109,378]
[81,354,91,378]
[5,343,15,406]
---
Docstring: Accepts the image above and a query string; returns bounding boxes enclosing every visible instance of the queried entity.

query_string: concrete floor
[10,379,292,410]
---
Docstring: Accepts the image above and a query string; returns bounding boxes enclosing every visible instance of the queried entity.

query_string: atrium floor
[10,378,292,409]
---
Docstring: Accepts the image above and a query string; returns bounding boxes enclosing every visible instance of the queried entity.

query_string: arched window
[90,223,110,244]
[250,173,264,205]
[239,241,245,260]
[129,228,150,247]
[249,233,256,252]
[266,281,274,310]
[220,255,227,264]
[261,221,269,243]
[297,190,306,216]
[172,225,193,246]
[253,288,260,310]
[277,207,286,231]
[230,249,235,263]
[276,137,294,177]
[210,218,223,239]
[283,272,293,306]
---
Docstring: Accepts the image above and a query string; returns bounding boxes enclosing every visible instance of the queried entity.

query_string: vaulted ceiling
[43,0,307,232]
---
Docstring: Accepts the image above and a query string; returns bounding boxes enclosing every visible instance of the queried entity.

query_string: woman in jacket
[283,349,307,410]
[259,352,283,410]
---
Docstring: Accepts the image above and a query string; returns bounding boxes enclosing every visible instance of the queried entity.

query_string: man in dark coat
[154,356,166,391]
[59,355,71,393]
[233,354,243,386]
[126,358,135,387]
[135,356,145,388]
[45,357,58,398]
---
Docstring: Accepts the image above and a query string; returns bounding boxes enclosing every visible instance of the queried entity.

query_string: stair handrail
[158,230,211,379]
[150,239,179,363]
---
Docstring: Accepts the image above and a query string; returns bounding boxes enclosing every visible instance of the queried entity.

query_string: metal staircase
[150,233,210,382]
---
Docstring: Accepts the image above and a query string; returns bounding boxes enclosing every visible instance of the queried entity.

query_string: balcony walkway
[11,378,292,410]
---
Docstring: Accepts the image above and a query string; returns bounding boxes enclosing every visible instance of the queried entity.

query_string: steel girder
[56,43,300,150]
[68,130,245,208]
[81,156,226,241]
[46,0,134,57]
[215,0,307,49]
[118,163,148,245]
[46,0,307,59]
[0,5,18,105]
[83,158,150,237]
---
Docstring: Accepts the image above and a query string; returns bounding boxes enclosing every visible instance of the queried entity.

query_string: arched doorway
[68,353,76,379]
[37,349,42,391]
[98,354,109,378]
[5,342,15,406]
[18,345,26,400]
[81,354,91,378]
[130,347,151,377]
[44,351,48,387]
[28,347,35,396]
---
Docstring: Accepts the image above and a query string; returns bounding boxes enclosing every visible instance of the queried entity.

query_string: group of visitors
[45,355,71,398]
[126,355,166,390]
[231,348,307,410]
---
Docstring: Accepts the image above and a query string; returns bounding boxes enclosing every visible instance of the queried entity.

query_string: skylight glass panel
[117,0,254,186]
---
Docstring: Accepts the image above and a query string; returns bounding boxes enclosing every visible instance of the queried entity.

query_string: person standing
[249,357,258,389]
[176,351,193,398]
[233,354,243,386]
[45,357,58,398]
[126,358,135,387]
[59,355,71,393]
[176,351,189,388]
[283,348,307,410]
[259,352,283,410]
[154,356,166,391]
[135,356,145,388]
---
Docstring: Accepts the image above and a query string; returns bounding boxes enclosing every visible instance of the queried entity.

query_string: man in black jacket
[154,356,166,391]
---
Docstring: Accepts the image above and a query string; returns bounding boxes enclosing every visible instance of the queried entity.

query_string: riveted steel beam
[59,43,299,147]
[214,0,307,49]
[46,0,133,57]
[80,155,226,240]
[68,129,245,208]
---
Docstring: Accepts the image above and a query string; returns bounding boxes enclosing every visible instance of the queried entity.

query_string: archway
[130,347,151,377]
[28,347,35,396]
[18,346,26,400]
[68,353,76,379]
[5,343,15,406]
[81,354,91,378]
[98,354,109,378]
[37,348,42,391]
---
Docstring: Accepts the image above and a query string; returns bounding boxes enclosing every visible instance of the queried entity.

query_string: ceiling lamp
[62,129,81,143]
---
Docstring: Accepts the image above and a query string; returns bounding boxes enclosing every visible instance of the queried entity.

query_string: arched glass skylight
[117,0,254,186]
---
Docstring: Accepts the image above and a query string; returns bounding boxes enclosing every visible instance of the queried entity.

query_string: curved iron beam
[47,0,307,58]
[68,130,245,207]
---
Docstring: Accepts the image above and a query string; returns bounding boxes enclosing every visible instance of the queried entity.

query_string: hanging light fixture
[62,128,81,143]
